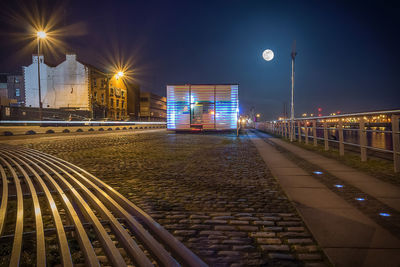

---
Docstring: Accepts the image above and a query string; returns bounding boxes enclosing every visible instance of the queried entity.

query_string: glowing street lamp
[37,30,46,120]
[116,71,124,80]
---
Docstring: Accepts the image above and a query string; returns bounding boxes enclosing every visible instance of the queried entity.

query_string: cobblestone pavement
[19,131,328,266]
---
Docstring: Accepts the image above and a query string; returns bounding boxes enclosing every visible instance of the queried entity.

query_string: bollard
[359,118,367,162]
[338,119,344,156]
[313,120,317,146]
[323,121,329,151]
[392,115,400,173]
[305,121,309,145]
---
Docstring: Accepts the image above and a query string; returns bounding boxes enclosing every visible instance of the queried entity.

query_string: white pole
[37,37,43,121]
[290,56,295,141]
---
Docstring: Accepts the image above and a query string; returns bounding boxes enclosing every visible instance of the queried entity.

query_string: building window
[101,93,104,103]
[15,88,20,97]
[122,91,125,97]
[94,92,97,98]
[122,100,124,108]
[14,77,19,83]
[116,99,119,107]
[110,98,114,106]
[110,88,114,96]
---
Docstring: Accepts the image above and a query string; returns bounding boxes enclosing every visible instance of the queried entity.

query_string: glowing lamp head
[37,31,47,39]
[262,49,274,61]
[115,71,124,80]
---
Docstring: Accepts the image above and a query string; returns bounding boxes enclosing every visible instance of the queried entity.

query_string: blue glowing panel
[216,85,239,130]
[379,212,391,217]
[334,184,344,188]
[313,171,323,175]
[355,197,365,201]
[167,85,190,130]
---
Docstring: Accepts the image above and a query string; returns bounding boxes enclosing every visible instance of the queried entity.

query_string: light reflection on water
[309,127,393,151]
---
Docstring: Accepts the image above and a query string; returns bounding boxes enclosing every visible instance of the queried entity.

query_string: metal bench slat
[21,150,128,267]
[22,147,207,267]
[28,151,153,267]
[7,150,100,267]
[0,156,24,267]
[0,164,8,235]
[0,152,47,267]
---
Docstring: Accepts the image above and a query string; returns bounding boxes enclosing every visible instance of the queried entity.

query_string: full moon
[262,49,274,61]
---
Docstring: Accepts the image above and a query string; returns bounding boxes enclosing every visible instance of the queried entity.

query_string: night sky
[1,0,399,120]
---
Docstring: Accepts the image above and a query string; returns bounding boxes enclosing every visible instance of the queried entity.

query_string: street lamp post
[37,31,46,121]
[290,41,297,142]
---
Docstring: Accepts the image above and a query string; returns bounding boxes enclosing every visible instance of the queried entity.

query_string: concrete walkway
[248,131,400,267]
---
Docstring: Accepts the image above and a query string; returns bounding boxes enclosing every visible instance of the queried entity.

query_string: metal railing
[256,109,400,173]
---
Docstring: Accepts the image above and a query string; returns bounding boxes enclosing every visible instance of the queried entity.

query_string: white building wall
[23,54,90,110]
[52,54,89,109]
[24,55,52,108]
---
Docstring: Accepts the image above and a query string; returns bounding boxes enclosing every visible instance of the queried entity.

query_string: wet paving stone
[22,131,328,266]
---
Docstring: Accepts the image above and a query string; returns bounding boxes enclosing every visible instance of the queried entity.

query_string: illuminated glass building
[167,84,239,131]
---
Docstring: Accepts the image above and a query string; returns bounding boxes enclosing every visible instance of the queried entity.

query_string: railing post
[313,120,317,146]
[297,121,301,143]
[338,119,344,156]
[359,118,367,162]
[392,114,400,173]
[286,121,289,139]
[305,121,309,145]
[283,121,286,137]
[324,121,329,151]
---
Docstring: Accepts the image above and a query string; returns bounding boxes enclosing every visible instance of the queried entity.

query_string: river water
[308,127,393,151]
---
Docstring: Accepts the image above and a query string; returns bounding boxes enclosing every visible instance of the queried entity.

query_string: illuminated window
[15,88,20,97]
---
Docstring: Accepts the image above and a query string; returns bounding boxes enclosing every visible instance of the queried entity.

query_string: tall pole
[37,37,42,121]
[290,41,297,142]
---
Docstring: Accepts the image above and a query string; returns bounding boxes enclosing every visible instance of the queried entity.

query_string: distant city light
[334,184,344,188]
[313,171,323,175]
[379,212,391,217]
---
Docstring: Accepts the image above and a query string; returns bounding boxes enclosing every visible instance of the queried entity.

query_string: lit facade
[167,84,239,130]
[107,75,128,120]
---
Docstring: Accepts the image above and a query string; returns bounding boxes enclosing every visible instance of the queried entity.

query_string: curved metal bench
[0,145,207,267]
